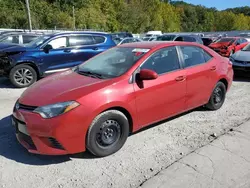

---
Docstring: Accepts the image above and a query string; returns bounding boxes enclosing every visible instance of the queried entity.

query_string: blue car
[0,32,116,88]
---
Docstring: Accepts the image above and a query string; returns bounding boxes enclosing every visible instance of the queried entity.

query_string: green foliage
[0,0,250,32]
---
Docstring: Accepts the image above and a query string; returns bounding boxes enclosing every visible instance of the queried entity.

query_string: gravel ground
[0,76,250,188]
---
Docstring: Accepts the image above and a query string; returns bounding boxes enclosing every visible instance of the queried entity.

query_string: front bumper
[12,104,92,155]
[232,62,250,72]
[0,54,12,76]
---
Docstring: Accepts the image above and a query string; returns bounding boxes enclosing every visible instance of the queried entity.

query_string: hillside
[0,0,250,32]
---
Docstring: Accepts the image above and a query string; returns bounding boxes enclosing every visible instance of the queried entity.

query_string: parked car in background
[116,37,142,45]
[111,32,133,39]
[209,37,249,57]
[0,32,43,45]
[142,31,162,41]
[237,33,250,42]
[155,34,204,45]
[0,32,116,88]
[202,37,218,46]
[13,41,233,157]
[230,43,250,75]
[142,36,157,41]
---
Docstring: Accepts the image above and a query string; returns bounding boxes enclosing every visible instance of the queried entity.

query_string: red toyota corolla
[12,42,233,157]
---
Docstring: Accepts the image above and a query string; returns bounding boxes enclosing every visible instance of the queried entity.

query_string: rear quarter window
[93,36,106,44]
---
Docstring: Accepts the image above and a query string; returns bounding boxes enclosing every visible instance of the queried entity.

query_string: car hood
[232,50,250,61]
[19,70,114,107]
[209,42,230,48]
[0,43,27,52]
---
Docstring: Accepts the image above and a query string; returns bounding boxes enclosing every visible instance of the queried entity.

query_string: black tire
[86,110,129,157]
[9,64,37,88]
[206,81,226,110]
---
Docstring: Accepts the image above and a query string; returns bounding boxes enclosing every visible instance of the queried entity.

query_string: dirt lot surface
[0,77,250,188]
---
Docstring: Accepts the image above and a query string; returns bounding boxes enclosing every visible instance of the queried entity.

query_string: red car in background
[209,37,249,57]
[12,42,233,157]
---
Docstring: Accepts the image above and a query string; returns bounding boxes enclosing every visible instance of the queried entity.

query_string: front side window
[69,35,94,46]
[77,47,149,78]
[140,47,180,74]
[48,37,67,49]
[180,46,212,68]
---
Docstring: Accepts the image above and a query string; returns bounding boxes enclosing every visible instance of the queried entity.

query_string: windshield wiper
[77,70,105,79]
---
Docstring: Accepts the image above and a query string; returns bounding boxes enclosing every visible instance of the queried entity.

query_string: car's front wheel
[206,81,226,110]
[9,64,37,88]
[86,110,129,157]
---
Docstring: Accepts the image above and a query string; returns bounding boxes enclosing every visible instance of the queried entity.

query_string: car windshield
[77,47,149,78]
[216,38,235,43]
[242,44,250,51]
[156,35,176,41]
[24,35,50,47]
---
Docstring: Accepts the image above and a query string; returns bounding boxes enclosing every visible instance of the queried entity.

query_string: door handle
[92,47,99,51]
[64,49,71,53]
[175,76,186,82]
[210,66,216,71]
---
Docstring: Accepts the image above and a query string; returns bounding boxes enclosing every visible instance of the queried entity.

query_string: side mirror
[43,44,53,53]
[139,69,158,80]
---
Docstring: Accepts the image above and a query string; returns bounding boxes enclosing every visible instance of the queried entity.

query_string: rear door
[178,45,216,110]
[68,34,107,66]
[134,46,187,127]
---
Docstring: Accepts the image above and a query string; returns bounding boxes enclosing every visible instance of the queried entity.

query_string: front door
[39,36,73,74]
[133,46,187,127]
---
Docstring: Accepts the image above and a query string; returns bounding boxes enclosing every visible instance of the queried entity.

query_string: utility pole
[73,6,76,30]
[25,0,32,31]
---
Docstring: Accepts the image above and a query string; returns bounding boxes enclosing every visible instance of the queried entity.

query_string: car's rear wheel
[86,110,129,157]
[9,64,37,88]
[206,81,226,110]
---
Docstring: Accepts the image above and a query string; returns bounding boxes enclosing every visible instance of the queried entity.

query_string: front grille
[18,132,36,150]
[18,103,37,111]
[48,138,65,150]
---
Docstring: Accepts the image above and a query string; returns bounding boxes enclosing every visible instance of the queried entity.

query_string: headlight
[33,101,79,119]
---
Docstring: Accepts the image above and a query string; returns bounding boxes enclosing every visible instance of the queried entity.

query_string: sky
[177,0,250,10]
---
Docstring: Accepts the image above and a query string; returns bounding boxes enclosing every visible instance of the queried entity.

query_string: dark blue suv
[0,32,116,88]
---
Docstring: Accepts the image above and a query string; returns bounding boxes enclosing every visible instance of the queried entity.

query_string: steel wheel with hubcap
[9,64,37,88]
[87,110,129,157]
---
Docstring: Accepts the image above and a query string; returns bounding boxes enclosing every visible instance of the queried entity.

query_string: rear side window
[93,36,105,44]
[69,35,95,46]
[179,46,212,68]
[22,35,38,44]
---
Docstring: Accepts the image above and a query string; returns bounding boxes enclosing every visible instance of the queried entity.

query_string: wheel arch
[218,77,228,90]
[100,106,134,134]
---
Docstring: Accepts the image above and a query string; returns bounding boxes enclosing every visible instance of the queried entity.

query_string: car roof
[118,41,201,49]
[50,31,110,37]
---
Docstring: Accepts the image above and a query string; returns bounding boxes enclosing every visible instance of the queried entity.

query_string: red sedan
[209,37,249,57]
[12,42,233,157]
